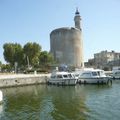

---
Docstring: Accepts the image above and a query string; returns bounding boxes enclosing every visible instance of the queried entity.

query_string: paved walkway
[0,73,51,80]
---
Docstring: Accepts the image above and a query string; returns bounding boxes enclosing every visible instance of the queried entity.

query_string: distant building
[86,50,120,70]
[50,9,84,68]
[84,58,95,68]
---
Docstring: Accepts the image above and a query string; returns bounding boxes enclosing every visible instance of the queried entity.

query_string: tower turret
[74,8,81,30]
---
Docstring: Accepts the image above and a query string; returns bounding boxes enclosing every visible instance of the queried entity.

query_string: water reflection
[0,85,88,120]
[46,86,87,120]
[0,105,3,119]
[0,83,115,120]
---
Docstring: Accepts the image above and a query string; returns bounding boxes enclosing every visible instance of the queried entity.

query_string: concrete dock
[0,74,51,88]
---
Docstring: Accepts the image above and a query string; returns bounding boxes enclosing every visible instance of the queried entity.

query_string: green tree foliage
[23,42,41,66]
[39,51,54,65]
[0,61,2,66]
[0,61,2,71]
[3,43,23,66]
[3,42,55,72]
[1,64,12,72]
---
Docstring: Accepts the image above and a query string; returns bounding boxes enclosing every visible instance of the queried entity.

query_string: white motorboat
[48,71,77,85]
[112,66,120,79]
[78,69,112,84]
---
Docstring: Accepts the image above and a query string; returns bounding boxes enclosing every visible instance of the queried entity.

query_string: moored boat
[78,69,112,84]
[48,71,77,85]
[112,66,120,79]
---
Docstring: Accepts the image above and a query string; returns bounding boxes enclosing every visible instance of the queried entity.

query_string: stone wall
[0,74,50,88]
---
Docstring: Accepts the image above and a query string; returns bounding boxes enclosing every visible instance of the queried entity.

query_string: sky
[0,0,120,63]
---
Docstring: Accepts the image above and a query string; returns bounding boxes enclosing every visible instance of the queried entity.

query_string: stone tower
[74,8,81,30]
[50,9,84,68]
[74,8,84,68]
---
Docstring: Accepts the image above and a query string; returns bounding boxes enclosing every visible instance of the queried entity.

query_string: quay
[0,70,113,88]
[0,74,51,88]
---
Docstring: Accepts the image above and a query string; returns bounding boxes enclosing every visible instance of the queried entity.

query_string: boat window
[57,75,63,78]
[92,72,98,76]
[97,72,100,76]
[115,72,120,75]
[68,74,72,78]
[51,76,56,78]
[81,73,91,77]
[63,75,68,78]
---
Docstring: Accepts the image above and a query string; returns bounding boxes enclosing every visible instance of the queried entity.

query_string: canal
[0,80,120,120]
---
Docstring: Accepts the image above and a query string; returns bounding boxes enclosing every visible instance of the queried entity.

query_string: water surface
[0,80,120,120]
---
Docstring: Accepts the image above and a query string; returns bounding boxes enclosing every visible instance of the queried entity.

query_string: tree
[0,61,2,72]
[3,43,23,67]
[23,42,41,67]
[13,43,24,66]
[0,61,2,66]
[39,51,54,65]
[1,64,12,72]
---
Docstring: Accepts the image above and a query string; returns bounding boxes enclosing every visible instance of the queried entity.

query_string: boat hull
[78,77,110,84]
[48,78,77,85]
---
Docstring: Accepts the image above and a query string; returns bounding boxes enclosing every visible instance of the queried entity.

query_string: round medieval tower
[50,9,84,68]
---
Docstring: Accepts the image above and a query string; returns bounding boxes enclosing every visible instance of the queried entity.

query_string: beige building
[50,9,84,68]
[86,50,120,70]
[94,50,120,66]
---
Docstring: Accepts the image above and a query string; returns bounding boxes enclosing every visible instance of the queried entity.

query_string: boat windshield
[81,73,91,77]
[97,71,100,76]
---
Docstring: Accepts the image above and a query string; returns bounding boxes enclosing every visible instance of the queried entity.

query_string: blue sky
[0,0,120,63]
